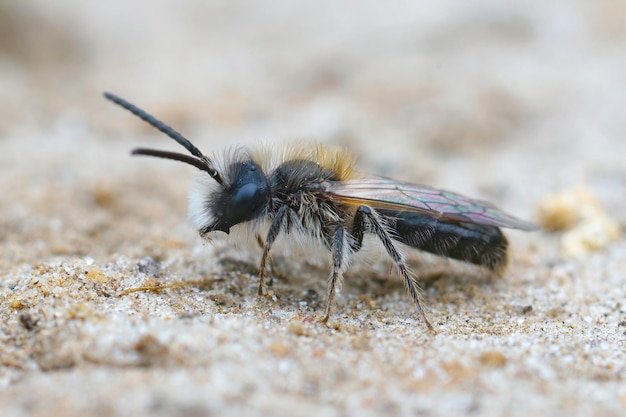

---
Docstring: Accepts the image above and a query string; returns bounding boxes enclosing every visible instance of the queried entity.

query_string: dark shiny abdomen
[379,210,508,272]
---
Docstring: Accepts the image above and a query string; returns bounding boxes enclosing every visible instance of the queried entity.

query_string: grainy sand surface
[1,1,626,416]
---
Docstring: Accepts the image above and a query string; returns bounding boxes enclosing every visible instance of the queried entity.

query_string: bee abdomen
[382,211,508,274]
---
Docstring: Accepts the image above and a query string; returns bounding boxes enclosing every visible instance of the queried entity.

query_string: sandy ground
[2,1,626,416]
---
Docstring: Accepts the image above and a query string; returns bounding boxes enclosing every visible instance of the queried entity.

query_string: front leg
[256,234,279,286]
[258,205,289,295]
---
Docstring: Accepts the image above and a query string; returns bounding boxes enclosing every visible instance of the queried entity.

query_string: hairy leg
[322,226,349,324]
[258,205,289,295]
[360,206,433,331]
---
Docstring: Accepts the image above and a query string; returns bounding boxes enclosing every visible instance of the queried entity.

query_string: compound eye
[225,182,265,227]
[232,183,259,208]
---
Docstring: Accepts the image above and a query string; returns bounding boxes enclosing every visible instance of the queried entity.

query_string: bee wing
[326,177,537,230]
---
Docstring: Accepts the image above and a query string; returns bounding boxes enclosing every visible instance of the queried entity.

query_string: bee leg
[349,204,366,252]
[258,206,288,296]
[256,234,276,286]
[321,226,348,325]
[360,206,434,331]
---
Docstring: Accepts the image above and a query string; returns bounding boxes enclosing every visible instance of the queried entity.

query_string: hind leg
[359,206,433,331]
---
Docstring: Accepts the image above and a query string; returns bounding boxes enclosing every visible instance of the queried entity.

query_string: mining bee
[104,92,536,329]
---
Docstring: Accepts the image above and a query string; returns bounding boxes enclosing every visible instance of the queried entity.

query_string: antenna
[103,92,223,184]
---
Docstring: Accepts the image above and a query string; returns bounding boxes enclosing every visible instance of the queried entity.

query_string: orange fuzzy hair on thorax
[251,142,359,182]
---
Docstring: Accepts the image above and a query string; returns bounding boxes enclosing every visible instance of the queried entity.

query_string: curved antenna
[103,92,223,184]
[132,148,217,175]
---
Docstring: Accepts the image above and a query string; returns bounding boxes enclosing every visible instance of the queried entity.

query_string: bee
[104,92,536,330]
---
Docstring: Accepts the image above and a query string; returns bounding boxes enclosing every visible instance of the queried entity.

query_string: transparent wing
[326,177,536,230]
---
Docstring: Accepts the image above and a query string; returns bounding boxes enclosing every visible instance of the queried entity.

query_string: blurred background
[2,3,626,415]
[1,0,625,264]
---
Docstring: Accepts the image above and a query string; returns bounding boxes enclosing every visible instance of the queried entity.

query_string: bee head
[190,157,270,234]
[103,92,270,235]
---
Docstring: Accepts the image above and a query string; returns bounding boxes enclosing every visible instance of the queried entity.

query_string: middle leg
[322,226,350,324]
